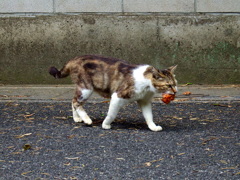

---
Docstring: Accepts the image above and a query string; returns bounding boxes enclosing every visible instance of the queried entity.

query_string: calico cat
[49,55,177,131]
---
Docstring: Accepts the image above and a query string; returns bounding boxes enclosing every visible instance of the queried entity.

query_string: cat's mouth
[169,85,177,94]
[164,89,177,95]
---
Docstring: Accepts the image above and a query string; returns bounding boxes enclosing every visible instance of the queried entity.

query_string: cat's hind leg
[72,87,93,125]
[138,100,162,132]
[102,93,128,129]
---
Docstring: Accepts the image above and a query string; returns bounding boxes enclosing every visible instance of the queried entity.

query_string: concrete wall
[0,1,240,84]
[1,0,240,13]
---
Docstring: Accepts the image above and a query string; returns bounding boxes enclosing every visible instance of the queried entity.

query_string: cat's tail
[49,65,70,79]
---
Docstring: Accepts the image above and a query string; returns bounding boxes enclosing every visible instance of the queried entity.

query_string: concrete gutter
[0,85,239,103]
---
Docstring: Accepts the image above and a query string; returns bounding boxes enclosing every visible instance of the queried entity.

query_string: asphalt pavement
[0,85,240,179]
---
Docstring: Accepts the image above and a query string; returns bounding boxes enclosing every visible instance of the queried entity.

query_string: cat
[49,55,177,131]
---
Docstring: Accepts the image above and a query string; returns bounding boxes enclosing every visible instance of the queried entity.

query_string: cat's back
[70,55,126,65]
[68,55,137,74]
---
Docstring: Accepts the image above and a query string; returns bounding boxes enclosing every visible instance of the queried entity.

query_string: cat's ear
[169,65,177,73]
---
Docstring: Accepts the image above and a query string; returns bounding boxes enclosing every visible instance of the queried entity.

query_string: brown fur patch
[57,55,137,99]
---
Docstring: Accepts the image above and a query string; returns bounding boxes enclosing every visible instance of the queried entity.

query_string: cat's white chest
[132,65,156,100]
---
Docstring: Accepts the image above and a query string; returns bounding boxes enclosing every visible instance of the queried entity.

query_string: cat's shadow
[78,117,205,132]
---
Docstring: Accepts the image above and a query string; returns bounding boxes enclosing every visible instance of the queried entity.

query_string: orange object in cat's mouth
[161,93,175,104]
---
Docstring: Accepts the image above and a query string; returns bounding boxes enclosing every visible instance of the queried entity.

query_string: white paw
[149,125,163,132]
[73,117,83,123]
[83,118,92,125]
[102,123,111,130]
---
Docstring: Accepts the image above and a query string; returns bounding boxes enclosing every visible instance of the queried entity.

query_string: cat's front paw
[84,118,93,125]
[102,123,111,130]
[73,117,83,123]
[149,125,163,132]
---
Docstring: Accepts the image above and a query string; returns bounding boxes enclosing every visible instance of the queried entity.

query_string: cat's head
[147,65,178,94]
